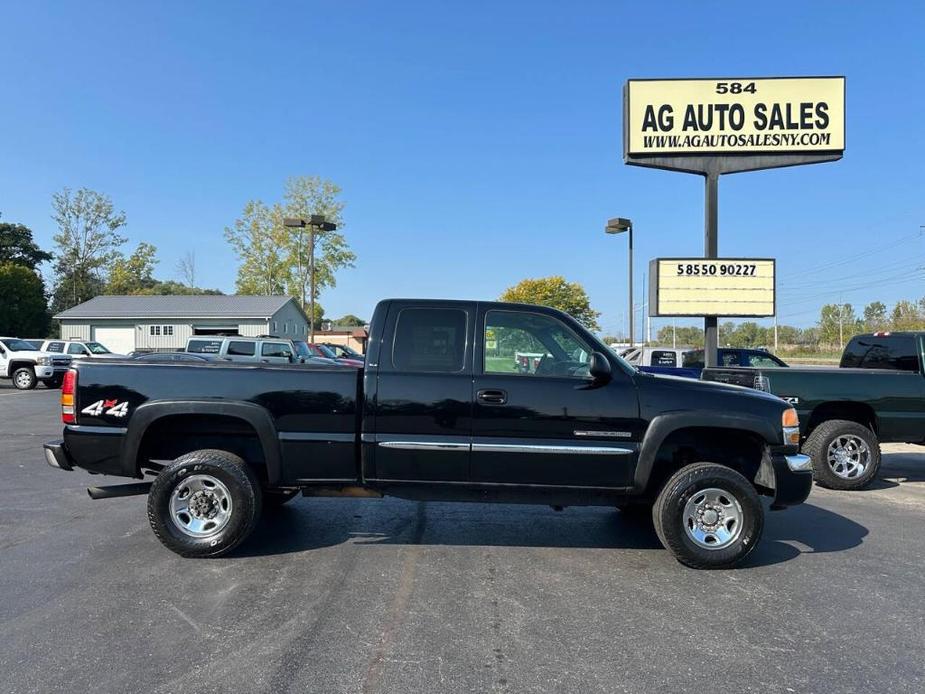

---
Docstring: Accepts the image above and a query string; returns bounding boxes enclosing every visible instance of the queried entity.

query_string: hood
[635,369,787,406]
[3,349,71,362]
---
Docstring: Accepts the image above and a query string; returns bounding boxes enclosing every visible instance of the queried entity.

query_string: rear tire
[12,367,37,390]
[803,419,880,490]
[147,449,262,558]
[653,463,763,569]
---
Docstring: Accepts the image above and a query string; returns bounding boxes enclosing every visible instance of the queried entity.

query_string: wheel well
[137,414,268,482]
[644,427,766,496]
[806,402,877,435]
[9,361,34,373]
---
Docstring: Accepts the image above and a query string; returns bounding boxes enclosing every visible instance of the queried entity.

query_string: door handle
[477,389,507,405]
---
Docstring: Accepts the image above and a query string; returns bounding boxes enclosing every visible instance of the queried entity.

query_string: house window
[150,326,161,336]
[164,325,174,336]
[273,321,278,333]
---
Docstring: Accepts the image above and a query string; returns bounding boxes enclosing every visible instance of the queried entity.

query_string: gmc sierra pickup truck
[44,299,812,569]
[703,331,925,491]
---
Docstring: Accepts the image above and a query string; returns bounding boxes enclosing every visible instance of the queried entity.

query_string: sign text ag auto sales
[626,77,845,155]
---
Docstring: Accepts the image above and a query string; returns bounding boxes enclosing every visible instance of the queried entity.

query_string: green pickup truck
[702,332,925,490]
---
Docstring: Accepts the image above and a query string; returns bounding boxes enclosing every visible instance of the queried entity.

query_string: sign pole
[704,171,719,367]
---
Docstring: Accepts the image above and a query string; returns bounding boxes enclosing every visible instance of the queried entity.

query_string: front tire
[803,419,881,490]
[147,449,262,558]
[653,463,764,569]
[44,376,63,389]
[12,367,37,390]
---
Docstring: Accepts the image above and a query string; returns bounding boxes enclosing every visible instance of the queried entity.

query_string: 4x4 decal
[81,399,129,418]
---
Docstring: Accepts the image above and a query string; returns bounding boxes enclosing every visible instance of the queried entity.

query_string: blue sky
[2,1,923,335]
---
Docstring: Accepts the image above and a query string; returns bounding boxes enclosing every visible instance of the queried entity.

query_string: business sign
[626,77,844,156]
[649,258,776,317]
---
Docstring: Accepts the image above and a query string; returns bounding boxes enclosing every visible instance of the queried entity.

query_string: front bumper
[43,440,74,471]
[35,365,55,379]
[765,447,813,509]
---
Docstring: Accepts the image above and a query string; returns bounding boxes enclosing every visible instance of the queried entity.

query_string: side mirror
[588,351,612,383]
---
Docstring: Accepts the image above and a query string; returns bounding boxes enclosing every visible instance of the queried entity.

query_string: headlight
[782,408,800,445]
[37,356,51,366]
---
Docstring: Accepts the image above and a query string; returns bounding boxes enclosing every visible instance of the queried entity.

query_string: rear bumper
[43,440,74,471]
[767,447,813,509]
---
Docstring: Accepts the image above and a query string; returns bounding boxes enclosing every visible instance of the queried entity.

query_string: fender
[121,400,283,484]
[634,411,779,492]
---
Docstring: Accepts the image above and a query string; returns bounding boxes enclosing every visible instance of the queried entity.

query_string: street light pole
[284,215,337,344]
[606,218,634,347]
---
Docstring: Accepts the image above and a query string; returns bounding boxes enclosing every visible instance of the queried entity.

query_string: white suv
[0,337,73,390]
[34,339,127,360]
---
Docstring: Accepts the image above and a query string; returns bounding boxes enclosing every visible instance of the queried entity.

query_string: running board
[87,482,153,500]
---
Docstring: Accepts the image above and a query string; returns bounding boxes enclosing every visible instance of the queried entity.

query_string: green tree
[107,242,159,294]
[0,262,50,336]
[863,301,888,332]
[891,300,921,330]
[818,303,860,346]
[499,276,601,331]
[51,187,127,309]
[225,200,290,295]
[333,313,365,327]
[0,218,52,270]
[138,280,223,296]
[281,176,356,310]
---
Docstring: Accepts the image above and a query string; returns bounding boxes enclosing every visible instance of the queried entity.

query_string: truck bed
[65,361,363,484]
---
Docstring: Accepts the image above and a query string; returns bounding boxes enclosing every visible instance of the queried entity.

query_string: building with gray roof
[53,295,310,353]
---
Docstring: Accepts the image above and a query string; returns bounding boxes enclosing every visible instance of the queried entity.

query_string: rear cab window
[841,335,920,372]
[392,308,467,373]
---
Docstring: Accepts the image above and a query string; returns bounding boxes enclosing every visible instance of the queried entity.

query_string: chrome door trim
[472,443,632,456]
[378,441,470,451]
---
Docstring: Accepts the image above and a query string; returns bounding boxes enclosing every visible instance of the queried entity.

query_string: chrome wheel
[683,487,743,550]
[169,474,233,538]
[14,370,33,389]
[827,435,870,480]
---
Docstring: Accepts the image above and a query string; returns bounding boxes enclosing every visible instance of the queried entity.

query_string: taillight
[61,369,77,424]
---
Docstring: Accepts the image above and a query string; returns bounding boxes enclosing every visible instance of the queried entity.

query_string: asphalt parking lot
[1,384,923,693]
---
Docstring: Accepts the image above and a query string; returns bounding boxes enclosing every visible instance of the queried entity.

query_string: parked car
[288,340,343,366]
[304,342,364,367]
[0,337,72,389]
[44,298,812,569]
[321,342,364,361]
[622,346,787,378]
[34,339,127,360]
[702,331,925,490]
[185,335,334,366]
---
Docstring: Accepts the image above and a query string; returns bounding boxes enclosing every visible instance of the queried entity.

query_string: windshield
[328,344,361,358]
[85,342,111,354]
[0,338,37,352]
[315,344,338,358]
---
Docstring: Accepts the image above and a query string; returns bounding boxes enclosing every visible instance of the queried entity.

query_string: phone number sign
[649,258,776,317]
[626,77,845,156]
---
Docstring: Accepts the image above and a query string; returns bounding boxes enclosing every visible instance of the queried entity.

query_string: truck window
[843,336,919,372]
[393,308,467,373]
[227,341,256,356]
[187,339,223,354]
[46,342,65,352]
[682,350,705,369]
[261,342,292,358]
[747,353,783,368]
[650,350,677,367]
[483,310,591,378]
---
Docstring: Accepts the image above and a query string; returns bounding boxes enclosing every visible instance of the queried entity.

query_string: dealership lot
[1,386,923,693]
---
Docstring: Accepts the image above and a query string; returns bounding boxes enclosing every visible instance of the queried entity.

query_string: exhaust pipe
[87,482,153,500]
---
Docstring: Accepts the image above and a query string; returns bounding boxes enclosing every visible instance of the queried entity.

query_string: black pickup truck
[44,299,812,569]
[703,331,925,491]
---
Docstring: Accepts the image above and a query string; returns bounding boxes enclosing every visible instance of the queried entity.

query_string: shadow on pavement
[743,501,868,568]
[237,497,867,567]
